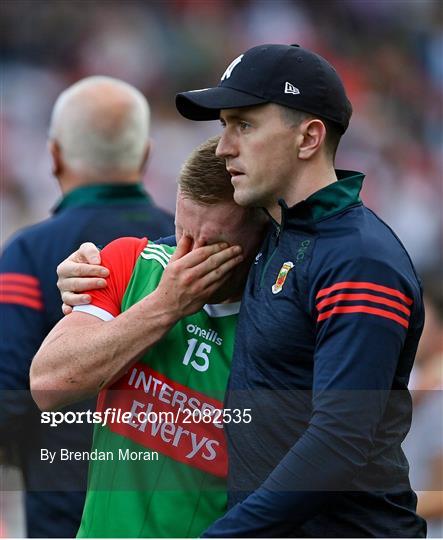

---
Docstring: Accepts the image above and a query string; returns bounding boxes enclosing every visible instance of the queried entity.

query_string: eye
[239,120,251,131]
[220,119,226,129]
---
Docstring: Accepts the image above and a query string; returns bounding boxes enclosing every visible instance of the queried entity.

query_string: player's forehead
[176,194,243,242]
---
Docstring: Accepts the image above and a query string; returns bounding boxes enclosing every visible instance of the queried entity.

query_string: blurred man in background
[0,76,174,537]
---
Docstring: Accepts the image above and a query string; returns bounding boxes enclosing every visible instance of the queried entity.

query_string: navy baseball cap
[176,44,352,133]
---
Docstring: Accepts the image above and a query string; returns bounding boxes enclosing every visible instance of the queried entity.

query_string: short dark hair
[178,136,234,204]
[279,106,344,161]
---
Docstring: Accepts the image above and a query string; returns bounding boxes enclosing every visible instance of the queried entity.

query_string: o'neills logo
[97,363,227,477]
[186,323,223,346]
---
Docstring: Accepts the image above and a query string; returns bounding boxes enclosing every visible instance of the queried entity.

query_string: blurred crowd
[1,0,442,537]
[2,0,442,271]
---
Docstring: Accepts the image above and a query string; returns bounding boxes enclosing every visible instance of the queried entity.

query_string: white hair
[49,76,150,176]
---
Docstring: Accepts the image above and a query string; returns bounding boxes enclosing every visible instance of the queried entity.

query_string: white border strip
[146,244,172,259]
[203,301,241,317]
[142,247,170,263]
[140,253,168,268]
[73,305,115,321]
[143,245,171,264]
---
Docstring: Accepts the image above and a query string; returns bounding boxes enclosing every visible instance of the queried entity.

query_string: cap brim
[176,86,268,121]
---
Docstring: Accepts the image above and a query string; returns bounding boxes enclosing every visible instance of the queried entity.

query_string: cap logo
[284,82,300,95]
[188,88,211,93]
[221,54,244,81]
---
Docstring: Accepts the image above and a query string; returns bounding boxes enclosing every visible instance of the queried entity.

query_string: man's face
[175,191,266,302]
[216,103,299,217]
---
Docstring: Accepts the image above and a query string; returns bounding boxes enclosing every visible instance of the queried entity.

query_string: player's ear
[48,139,62,176]
[298,119,326,160]
[139,139,151,175]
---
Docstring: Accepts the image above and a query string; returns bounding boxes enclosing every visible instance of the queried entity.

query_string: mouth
[227,167,245,181]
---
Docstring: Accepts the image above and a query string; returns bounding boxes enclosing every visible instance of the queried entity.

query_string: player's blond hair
[178,136,234,204]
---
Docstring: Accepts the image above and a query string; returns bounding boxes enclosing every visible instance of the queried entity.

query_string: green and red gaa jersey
[74,237,239,537]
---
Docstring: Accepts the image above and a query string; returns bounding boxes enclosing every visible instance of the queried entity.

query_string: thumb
[169,236,193,264]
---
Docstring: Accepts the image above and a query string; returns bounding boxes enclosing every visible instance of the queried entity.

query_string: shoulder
[314,206,418,279]
[2,216,56,250]
[99,238,176,282]
[101,237,175,261]
[306,209,423,321]
[100,237,148,273]
[2,209,91,256]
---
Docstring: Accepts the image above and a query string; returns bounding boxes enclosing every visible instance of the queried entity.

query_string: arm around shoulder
[30,289,178,411]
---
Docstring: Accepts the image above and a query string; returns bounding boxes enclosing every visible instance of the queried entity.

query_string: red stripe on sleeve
[317,305,409,329]
[316,293,411,316]
[0,284,42,299]
[316,281,413,305]
[0,294,43,310]
[0,273,40,287]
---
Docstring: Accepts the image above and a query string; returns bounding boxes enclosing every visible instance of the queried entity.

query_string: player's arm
[202,256,422,537]
[30,236,243,411]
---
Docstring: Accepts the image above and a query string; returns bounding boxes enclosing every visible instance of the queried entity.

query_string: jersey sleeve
[0,236,46,437]
[73,237,147,320]
[202,256,424,537]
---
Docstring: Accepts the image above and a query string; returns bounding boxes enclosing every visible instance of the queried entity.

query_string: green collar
[280,170,364,222]
[53,183,151,214]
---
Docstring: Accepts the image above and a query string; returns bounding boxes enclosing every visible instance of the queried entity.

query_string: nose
[216,130,237,158]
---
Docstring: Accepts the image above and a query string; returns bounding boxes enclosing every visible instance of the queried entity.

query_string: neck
[58,171,140,195]
[269,161,337,223]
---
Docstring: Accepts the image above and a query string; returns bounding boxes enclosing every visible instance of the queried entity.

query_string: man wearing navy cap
[176,44,426,537]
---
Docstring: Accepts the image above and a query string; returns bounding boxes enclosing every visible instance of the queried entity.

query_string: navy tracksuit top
[204,170,426,538]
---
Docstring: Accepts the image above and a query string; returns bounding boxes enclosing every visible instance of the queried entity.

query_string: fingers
[58,275,107,295]
[166,242,243,290]
[169,236,193,263]
[173,242,233,270]
[57,260,109,280]
[193,238,206,249]
[57,255,109,279]
[191,245,242,279]
[61,290,92,307]
[198,252,244,289]
[77,242,102,264]
[56,243,106,282]
[57,243,103,313]
[62,303,73,316]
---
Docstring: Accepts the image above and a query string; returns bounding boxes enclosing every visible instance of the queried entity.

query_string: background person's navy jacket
[0,183,174,538]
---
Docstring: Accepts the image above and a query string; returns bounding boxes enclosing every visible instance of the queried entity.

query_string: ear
[298,119,326,160]
[48,140,62,177]
[139,139,151,174]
